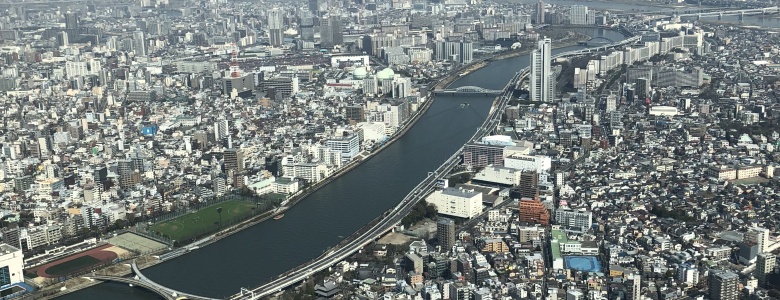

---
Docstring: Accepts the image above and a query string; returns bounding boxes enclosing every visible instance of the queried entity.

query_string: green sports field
[150,200,257,241]
[45,256,101,276]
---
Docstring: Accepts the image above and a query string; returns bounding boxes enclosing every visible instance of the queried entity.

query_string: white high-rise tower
[268,8,284,47]
[530,38,553,102]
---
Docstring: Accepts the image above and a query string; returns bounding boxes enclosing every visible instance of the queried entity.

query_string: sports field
[45,256,100,276]
[28,245,119,278]
[150,200,257,241]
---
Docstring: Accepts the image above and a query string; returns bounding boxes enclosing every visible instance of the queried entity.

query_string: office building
[133,31,147,56]
[426,187,483,219]
[530,38,553,102]
[222,73,254,95]
[325,134,360,164]
[261,76,298,99]
[519,197,550,225]
[299,14,315,41]
[635,77,650,100]
[757,253,776,287]
[57,31,69,47]
[708,270,739,300]
[0,243,23,287]
[320,15,343,48]
[64,12,79,30]
[268,9,284,47]
[223,149,244,172]
[437,218,456,251]
[308,0,320,15]
[536,0,545,24]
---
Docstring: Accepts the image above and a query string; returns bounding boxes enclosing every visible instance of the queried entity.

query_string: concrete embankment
[29,29,599,300]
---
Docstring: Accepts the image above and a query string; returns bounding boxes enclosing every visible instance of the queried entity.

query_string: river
[61,28,619,299]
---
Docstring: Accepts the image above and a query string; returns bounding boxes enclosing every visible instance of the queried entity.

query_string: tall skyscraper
[320,15,343,48]
[308,0,320,15]
[299,13,315,41]
[437,218,455,252]
[569,5,589,25]
[708,270,739,300]
[757,253,776,288]
[459,41,473,64]
[64,12,79,30]
[635,78,650,100]
[530,38,553,102]
[536,1,545,24]
[56,31,69,47]
[133,31,147,56]
[267,9,284,47]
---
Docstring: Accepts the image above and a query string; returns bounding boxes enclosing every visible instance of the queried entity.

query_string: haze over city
[0,0,778,299]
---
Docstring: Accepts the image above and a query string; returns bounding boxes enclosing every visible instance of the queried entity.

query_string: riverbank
[38,28,604,299]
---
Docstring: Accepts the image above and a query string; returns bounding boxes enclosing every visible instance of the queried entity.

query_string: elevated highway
[225,36,639,300]
[85,261,218,300]
[678,6,779,19]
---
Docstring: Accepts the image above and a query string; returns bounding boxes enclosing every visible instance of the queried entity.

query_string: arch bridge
[434,85,503,95]
[84,260,219,300]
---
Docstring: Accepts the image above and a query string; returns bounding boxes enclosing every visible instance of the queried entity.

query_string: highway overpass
[225,36,639,300]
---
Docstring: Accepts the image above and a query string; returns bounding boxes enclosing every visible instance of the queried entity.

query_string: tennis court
[108,233,168,254]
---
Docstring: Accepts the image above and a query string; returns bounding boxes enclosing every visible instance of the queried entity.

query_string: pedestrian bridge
[433,85,503,95]
[84,260,219,300]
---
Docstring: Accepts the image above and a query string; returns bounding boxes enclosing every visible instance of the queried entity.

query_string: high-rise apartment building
[569,5,589,25]
[626,272,641,300]
[518,171,539,199]
[214,118,229,142]
[746,227,771,254]
[437,218,455,252]
[536,0,545,24]
[519,197,550,225]
[530,38,553,102]
[268,9,284,47]
[708,270,739,300]
[757,253,776,288]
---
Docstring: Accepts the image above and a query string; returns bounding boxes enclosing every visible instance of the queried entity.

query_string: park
[150,200,258,242]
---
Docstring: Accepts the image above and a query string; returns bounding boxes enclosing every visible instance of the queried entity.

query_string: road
[226,36,637,300]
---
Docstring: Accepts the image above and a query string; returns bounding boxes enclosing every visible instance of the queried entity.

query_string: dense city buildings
[2,0,780,299]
